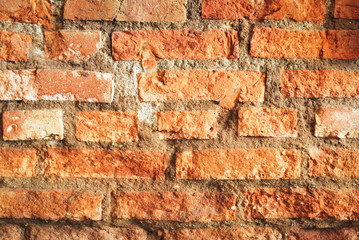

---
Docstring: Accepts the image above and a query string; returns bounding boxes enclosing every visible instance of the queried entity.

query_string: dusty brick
[2,109,63,141]
[157,111,218,140]
[281,70,359,98]
[0,225,21,240]
[250,28,359,59]
[308,148,359,178]
[76,111,138,142]
[289,228,359,240]
[43,148,168,180]
[0,148,36,177]
[0,70,37,100]
[116,0,187,22]
[244,188,359,220]
[0,189,102,220]
[202,0,325,23]
[112,192,236,222]
[44,30,102,60]
[315,108,359,138]
[238,109,298,137]
[29,226,147,240]
[138,70,265,109]
[334,0,359,19]
[36,70,114,103]
[0,31,32,62]
[0,0,53,29]
[177,149,301,180]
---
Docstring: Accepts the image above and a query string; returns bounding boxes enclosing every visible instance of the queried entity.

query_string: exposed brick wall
[0,0,358,239]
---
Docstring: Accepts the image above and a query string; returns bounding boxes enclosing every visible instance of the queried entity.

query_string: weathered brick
[0,225,21,240]
[202,0,325,23]
[244,188,359,220]
[0,70,36,100]
[76,111,138,142]
[177,149,301,180]
[0,31,32,62]
[308,148,359,178]
[160,227,283,240]
[334,0,359,19]
[281,70,359,98]
[2,109,63,141]
[112,192,236,222]
[0,0,53,29]
[238,109,298,137]
[250,28,359,59]
[44,30,101,60]
[138,70,265,109]
[116,0,187,22]
[29,226,147,240]
[0,148,36,177]
[0,189,102,220]
[157,111,218,140]
[315,108,359,138]
[43,148,168,179]
[289,228,359,240]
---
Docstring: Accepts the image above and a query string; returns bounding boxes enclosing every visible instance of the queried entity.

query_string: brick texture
[0,70,37,100]
[0,31,32,62]
[0,148,37,177]
[289,228,359,240]
[334,0,359,19]
[0,225,21,240]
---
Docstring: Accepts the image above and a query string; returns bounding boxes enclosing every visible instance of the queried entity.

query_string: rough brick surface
[0,0,53,29]
[76,111,138,142]
[44,30,101,60]
[157,111,218,140]
[176,149,301,180]
[138,70,265,109]
[315,108,359,138]
[202,0,325,23]
[0,148,36,177]
[2,109,63,141]
[0,189,102,220]
[0,225,21,240]
[281,70,359,98]
[0,31,32,62]
[112,192,236,222]
[43,148,168,179]
[238,109,298,137]
[29,226,147,240]
[334,0,359,19]
[0,70,37,100]
[289,228,359,240]
[244,188,359,220]
[308,148,359,178]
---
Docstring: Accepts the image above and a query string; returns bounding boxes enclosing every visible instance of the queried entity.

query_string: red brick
[238,109,298,137]
[0,31,32,62]
[0,225,21,240]
[112,192,236,222]
[250,28,359,59]
[0,189,102,220]
[160,227,282,240]
[43,148,168,180]
[308,148,359,178]
[0,70,36,100]
[244,188,359,220]
[315,108,359,138]
[0,148,36,177]
[2,109,63,141]
[138,70,265,109]
[44,30,101,60]
[76,111,138,142]
[29,226,147,240]
[334,0,359,19]
[177,149,301,180]
[0,0,53,29]
[289,228,359,240]
[281,70,359,98]
[202,0,325,23]
[157,111,218,140]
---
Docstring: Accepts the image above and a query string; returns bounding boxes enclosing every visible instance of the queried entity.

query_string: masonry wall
[0,0,358,239]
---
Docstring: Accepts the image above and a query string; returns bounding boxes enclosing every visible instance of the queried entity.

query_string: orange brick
[289,228,359,240]
[244,188,359,220]
[0,148,36,177]
[112,192,236,222]
[0,225,21,240]
[177,149,301,180]
[43,148,168,180]
[138,70,265,109]
[76,111,138,142]
[238,109,298,137]
[157,111,218,140]
[0,31,32,62]
[0,189,102,220]
[0,70,36,101]
[334,0,359,19]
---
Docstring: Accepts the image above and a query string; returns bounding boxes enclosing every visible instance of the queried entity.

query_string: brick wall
[0,0,358,239]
